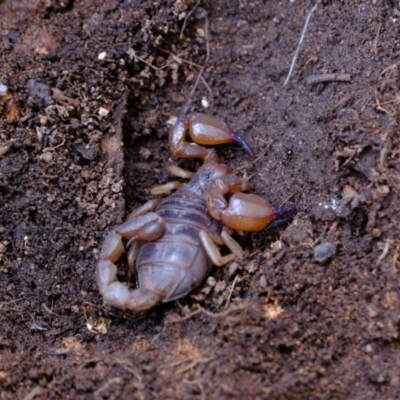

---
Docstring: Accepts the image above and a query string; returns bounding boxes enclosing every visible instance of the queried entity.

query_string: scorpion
[96,114,297,311]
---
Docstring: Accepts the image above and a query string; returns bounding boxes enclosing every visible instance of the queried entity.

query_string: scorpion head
[187,162,230,195]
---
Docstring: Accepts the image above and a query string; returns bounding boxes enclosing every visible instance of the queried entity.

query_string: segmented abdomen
[135,187,218,301]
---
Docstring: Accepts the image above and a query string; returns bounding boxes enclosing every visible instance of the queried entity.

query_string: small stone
[0,242,7,253]
[245,261,257,273]
[365,344,373,353]
[0,84,8,96]
[258,275,267,289]
[206,276,216,287]
[372,185,390,200]
[314,242,336,263]
[372,228,381,238]
[139,147,151,160]
[342,185,357,205]
[201,97,210,108]
[39,152,53,163]
[98,107,109,117]
[27,79,52,105]
[39,115,49,125]
[111,182,122,193]
[0,144,11,157]
[214,281,227,294]
[71,305,79,313]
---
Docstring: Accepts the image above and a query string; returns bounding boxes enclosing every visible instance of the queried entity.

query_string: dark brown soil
[1,1,400,399]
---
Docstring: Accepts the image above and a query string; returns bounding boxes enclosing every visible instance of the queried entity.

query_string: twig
[159,49,214,107]
[160,357,195,369]
[225,275,239,308]
[372,22,381,55]
[94,378,123,398]
[30,315,47,331]
[126,48,169,71]
[115,360,144,390]
[176,357,213,374]
[23,386,43,400]
[392,245,399,275]
[180,0,201,40]
[0,298,22,307]
[284,3,318,86]
[197,302,247,318]
[183,380,206,400]
[165,302,247,325]
[159,48,204,68]
[165,308,201,325]
[42,138,66,152]
[306,73,351,85]
[376,239,390,267]
[381,62,400,76]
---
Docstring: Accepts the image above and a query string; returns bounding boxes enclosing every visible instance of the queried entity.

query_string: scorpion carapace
[96,114,297,311]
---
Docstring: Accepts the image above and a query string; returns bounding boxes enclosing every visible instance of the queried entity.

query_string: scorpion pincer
[96,114,297,311]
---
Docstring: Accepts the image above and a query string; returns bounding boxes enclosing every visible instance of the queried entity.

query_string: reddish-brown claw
[206,175,252,220]
[208,192,297,232]
[169,113,255,161]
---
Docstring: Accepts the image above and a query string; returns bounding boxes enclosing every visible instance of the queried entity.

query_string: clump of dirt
[1,1,400,399]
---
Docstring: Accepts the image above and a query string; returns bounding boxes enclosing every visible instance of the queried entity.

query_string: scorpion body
[134,163,227,305]
[97,114,297,311]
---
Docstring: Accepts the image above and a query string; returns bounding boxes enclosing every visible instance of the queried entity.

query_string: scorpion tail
[97,260,162,311]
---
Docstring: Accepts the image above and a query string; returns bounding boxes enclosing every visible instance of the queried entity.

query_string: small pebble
[206,276,216,287]
[342,185,357,205]
[98,107,109,116]
[0,84,8,96]
[0,241,7,253]
[98,51,107,60]
[214,281,226,294]
[201,97,210,108]
[27,79,52,105]
[314,242,336,263]
[365,344,373,353]
[372,228,381,238]
[258,274,267,289]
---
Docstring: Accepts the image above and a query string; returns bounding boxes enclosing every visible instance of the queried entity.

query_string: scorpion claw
[230,131,255,159]
[215,192,297,232]
[263,205,298,232]
[170,113,255,161]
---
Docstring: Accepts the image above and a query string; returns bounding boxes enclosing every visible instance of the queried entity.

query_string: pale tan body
[96,114,297,311]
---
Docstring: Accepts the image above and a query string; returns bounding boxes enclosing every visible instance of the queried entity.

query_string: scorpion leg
[221,227,245,258]
[125,199,162,220]
[203,228,243,258]
[151,165,196,195]
[96,212,166,311]
[151,181,185,196]
[199,227,244,265]
[125,199,162,272]
[169,114,255,162]
[199,230,236,266]
[168,165,195,179]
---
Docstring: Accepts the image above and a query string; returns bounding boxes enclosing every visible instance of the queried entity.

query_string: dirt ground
[1,0,400,398]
